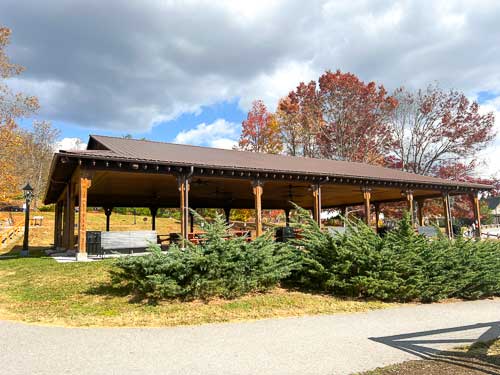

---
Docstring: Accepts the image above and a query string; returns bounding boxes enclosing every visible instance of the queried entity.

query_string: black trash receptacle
[86,231,102,255]
[275,226,296,242]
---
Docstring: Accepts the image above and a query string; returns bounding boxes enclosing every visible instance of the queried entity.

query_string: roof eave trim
[59,153,493,191]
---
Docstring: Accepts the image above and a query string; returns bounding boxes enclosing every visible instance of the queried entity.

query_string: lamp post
[21,183,34,256]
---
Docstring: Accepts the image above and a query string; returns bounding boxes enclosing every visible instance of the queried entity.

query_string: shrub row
[290,208,500,302]
[112,208,500,302]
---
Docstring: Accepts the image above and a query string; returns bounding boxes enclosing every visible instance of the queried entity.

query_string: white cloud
[55,137,86,151]
[476,96,500,178]
[210,138,238,149]
[236,60,317,112]
[173,119,240,149]
[3,0,500,132]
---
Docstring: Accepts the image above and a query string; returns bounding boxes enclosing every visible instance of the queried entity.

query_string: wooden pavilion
[44,135,491,260]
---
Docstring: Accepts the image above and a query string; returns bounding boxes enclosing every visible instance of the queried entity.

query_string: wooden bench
[86,230,157,255]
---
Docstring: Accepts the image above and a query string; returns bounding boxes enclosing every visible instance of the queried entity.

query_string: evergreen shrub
[112,211,299,300]
[290,206,500,302]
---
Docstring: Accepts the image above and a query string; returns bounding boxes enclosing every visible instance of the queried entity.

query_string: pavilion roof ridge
[87,134,449,179]
[42,134,492,198]
[43,135,493,206]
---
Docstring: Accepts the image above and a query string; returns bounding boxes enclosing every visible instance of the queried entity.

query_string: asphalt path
[1,299,499,375]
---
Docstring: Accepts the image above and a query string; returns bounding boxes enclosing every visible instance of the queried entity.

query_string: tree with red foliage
[238,100,282,154]
[317,70,397,163]
[435,162,499,221]
[384,85,496,225]
[390,85,495,176]
[277,81,323,157]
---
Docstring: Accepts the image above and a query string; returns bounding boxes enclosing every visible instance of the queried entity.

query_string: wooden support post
[53,201,64,249]
[470,191,482,239]
[60,200,66,248]
[442,193,453,239]
[374,203,380,233]
[252,180,264,237]
[223,207,231,225]
[104,207,113,232]
[416,199,424,227]
[404,189,414,226]
[185,180,190,239]
[149,207,157,231]
[189,211,194,233]
[285,208,290,227]
[177,175,190,243]
[68,183,75,250]
[61,188,68,249]
[312,184,322,227]
[53,202,59,248]
[77,171,92,261]
[362,187,372,226]
[179,177,185,240]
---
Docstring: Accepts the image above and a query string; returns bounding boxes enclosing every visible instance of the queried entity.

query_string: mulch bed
[360,341,500,375]
[363,358,499,375]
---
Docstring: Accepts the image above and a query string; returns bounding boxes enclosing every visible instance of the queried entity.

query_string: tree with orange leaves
[238,100,282,154]
[317,70,397,164]
[277,81,323,157]
[0,119,23,201]
[0,26,39,201]
[277,71,396,163]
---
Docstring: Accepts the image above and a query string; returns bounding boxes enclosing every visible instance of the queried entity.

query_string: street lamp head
[22,183,34,202]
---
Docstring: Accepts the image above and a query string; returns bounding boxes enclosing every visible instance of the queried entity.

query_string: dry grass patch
[0,210,393,327]
[1,211,181,255]
[0,253,392,327]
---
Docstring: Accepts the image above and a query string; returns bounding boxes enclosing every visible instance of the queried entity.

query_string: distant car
[0,205,23,212]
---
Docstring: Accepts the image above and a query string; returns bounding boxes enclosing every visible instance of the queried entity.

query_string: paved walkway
[1,300,499,375]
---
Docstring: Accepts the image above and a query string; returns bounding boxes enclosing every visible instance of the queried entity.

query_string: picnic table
[188,230,252,244]
[31,216,44,226]
[164,230,252,246]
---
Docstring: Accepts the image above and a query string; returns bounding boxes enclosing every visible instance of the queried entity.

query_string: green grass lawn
[0,250,392,327]
[0,211,393,327]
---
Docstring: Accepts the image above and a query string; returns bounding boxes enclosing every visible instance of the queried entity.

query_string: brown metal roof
[71,134,490,190]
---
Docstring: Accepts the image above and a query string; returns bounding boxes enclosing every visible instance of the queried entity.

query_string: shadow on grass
[370,321,500,374]
[85,275,160,305]
[280,280,387,303]
[0,245,53,260]
[87,276,380,308]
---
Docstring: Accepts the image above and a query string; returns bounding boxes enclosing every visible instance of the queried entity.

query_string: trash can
[86,231,102,255]
[275,226,296,242]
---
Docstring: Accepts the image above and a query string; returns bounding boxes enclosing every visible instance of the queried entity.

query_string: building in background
[485,197,500,224]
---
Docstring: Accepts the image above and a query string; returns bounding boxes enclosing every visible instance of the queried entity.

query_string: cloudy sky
[3,0,500,175]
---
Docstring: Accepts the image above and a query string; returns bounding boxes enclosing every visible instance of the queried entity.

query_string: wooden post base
[76,252,88,261]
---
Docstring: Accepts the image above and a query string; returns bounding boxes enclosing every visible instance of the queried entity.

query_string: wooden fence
[0,222,24,248]
[482,232,500,239]
[476,224,500,239]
